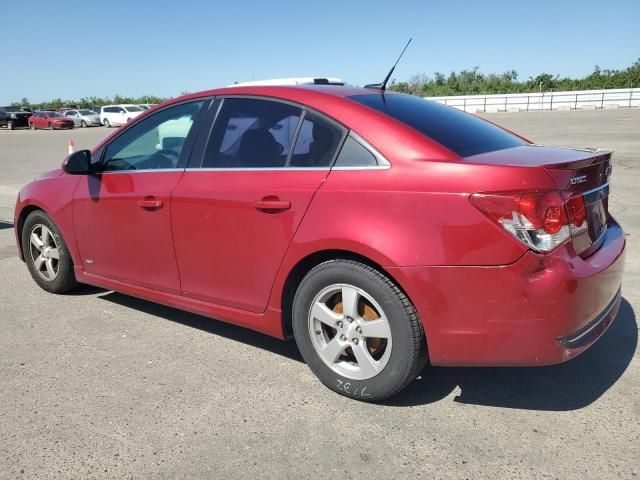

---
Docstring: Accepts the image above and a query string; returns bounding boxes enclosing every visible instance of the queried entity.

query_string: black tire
[80,120,87,128]
[103,118,110,128]
[21,210,78,294]
[31,123,36,130]
[292,259,427,401]
[7,121,14,130]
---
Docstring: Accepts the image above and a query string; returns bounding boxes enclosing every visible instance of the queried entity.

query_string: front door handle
[138,197,163,209]
[255,197,291,213]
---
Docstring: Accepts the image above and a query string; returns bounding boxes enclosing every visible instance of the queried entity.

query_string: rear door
[72,99,209,293]
[172,97,346,312]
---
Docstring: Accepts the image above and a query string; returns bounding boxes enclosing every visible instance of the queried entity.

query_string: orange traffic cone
[68,140,75,155]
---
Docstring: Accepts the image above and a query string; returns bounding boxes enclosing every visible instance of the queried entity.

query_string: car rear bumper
[390,217,626,366]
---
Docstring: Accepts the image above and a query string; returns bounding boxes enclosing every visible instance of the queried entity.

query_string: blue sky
[1,0,638,103]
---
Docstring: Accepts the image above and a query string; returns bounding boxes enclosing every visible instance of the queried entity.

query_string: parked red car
[14,86,625,400]
[28,111,74,130]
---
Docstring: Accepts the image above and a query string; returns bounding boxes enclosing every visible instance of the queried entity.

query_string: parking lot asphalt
[0,111,639,480]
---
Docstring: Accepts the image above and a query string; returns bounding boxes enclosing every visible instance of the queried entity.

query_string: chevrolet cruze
[14,85,625,400]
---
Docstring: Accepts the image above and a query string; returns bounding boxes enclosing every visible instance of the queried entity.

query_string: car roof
[229,77,345,87]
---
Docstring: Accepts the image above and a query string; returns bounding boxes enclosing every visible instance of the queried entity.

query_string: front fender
[14,174,81,265]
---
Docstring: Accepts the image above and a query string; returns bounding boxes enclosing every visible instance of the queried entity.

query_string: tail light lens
[471,190,585,253]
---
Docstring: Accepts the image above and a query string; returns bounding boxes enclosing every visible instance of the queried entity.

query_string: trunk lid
[466,145,612,257]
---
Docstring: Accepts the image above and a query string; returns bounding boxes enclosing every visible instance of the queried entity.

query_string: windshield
[348,93,525,157]
[79,110,94,115]
[124,106,144,112]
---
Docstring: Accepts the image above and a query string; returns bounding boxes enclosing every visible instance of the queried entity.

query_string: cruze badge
[570,175,588,185]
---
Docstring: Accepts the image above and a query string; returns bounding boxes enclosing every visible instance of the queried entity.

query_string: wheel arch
[15,204,47,261]
[279,249,426,348]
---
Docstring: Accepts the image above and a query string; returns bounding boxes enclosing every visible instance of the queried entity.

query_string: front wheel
[80,120,87,128]
[292,259,427,401]
[21,210,78,293]
[7,121,14,130]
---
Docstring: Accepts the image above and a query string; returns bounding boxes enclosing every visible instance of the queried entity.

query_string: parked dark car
[0,106,32,130]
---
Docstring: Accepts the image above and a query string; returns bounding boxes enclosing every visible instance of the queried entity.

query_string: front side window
[203,98,302,168]
[103,101,205,171]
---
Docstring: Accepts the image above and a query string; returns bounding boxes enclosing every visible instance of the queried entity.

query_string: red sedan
[29,110,74,130]
[14,85,625,400]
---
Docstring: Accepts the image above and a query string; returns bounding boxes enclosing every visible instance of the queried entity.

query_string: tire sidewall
[293,261,419,401]
[21,211,76,293]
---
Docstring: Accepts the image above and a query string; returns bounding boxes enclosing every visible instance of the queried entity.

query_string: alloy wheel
[308,283,392,380]
[28,224,60,281]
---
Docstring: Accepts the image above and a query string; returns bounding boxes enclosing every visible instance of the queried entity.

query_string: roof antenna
[365,38,412,91]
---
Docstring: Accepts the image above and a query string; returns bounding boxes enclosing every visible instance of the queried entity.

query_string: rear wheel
[103,118,110,128]
[21,210,78,293]
[293,259,427,401]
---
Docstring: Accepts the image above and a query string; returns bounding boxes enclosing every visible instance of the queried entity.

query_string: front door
[172,97,346,312]
[72,99,208,293]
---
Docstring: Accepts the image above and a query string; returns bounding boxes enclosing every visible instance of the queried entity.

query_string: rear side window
[289,113,345,167]
[334,135,379,167]
[349,93,525,157]
[204,98,302,168]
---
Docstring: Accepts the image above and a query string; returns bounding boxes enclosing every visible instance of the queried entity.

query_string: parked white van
[100,104,145,127]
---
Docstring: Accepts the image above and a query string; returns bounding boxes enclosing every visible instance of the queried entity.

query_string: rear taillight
[471,190,586,253]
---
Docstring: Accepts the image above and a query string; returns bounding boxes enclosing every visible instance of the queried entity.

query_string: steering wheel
[149,149,179,168]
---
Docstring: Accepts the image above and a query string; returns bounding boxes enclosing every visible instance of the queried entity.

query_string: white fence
[426,88,640,113]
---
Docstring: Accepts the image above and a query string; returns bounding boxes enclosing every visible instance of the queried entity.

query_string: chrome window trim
[332,165,390,171]
[185,167,331,172]
[99,165,390,174]
[100,168,184,174]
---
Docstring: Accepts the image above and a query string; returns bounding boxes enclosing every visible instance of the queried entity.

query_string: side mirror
[62,150,92,175]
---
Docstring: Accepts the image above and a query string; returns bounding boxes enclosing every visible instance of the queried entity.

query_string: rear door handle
[255,198,291,213]
[138,197,163,209]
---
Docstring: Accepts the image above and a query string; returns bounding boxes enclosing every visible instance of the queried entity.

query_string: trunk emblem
[570,175,588,185]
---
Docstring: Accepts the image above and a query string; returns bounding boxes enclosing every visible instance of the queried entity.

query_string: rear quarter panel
[267,159,559,312]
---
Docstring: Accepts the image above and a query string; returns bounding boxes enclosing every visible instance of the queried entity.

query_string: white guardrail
[426,88,640,113]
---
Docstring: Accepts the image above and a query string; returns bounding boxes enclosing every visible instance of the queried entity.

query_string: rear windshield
[348,93,525,157]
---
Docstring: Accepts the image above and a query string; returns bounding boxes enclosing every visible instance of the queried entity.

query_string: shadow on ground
[0,220,14,230]
[98,291,303,362]
[97,290,636,412]
[390,298,637,410]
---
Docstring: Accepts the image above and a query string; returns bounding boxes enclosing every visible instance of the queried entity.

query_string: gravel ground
[0,110,638,479]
